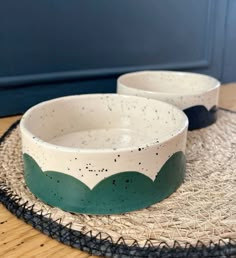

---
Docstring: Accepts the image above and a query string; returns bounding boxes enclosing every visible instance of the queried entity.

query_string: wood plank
[0,115,21,135]
[0,83,235,257]
[0,203,92,258]
[219,83,236,111]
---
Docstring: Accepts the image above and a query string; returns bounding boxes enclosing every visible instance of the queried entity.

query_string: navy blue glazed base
[184,105,218,131]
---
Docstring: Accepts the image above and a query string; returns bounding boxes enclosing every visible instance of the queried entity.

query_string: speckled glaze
[117,71,221,130]
[20,94,188,214]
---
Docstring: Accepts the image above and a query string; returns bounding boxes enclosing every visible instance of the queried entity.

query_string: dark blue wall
[222,0,236,82]
[0,0,235,116]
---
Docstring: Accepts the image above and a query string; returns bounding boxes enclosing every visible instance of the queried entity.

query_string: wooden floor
[0,83,235,257]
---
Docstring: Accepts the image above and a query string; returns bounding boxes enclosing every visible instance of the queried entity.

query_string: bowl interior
[118,71,220,95]
[21,94,187,150]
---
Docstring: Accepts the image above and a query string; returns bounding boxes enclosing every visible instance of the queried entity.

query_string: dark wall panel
[0,0,232,116]
[222,0,236,82]
[0,78,116,117]
[0,1,212,78]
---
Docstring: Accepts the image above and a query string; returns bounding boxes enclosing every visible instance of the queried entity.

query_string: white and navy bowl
[20,94,188,215]
[117,71,220,130]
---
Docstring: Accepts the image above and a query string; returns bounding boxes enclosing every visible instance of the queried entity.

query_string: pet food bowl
[117,71,220,130]
[20,94,188,214]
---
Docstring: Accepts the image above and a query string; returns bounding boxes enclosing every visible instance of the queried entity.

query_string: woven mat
[1,109,236,257]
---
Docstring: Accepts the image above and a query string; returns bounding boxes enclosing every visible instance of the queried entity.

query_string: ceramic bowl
[117,71,220,130]
[20,94,188,215]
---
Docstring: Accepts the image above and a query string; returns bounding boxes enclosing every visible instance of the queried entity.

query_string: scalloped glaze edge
[23,151,186,215]
[184,105,217,130]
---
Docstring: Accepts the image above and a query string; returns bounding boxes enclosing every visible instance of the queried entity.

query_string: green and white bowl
[20,94,188,214]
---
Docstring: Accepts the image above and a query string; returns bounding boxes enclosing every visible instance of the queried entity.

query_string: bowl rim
[20,94,188,154]
[117,70,221,96]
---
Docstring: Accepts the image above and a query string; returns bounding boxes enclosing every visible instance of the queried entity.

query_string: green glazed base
[23,151,185,215]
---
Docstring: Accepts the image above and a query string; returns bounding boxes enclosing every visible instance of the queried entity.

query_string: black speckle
[138,148,141,151]
[81,175,84,177]
[67,168,70,171]
[75,158,77,160]
[57,180,60,183]
[156,153,159,155]
[40,244,44,247]
[125,186,128,190]
[118,154,120,157]
[114,159,116,162]
[86,166,88,169]
[125,179,130,183]
[1,232,5,234]
[0,220,7,225]
[112,180,116,185]
[105,169,108,172]
[96,174,98,176]
[139,162,141,165]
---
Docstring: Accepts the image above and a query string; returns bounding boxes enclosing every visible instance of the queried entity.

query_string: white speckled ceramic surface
[20,94,188,214]
[117,71,220,130]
